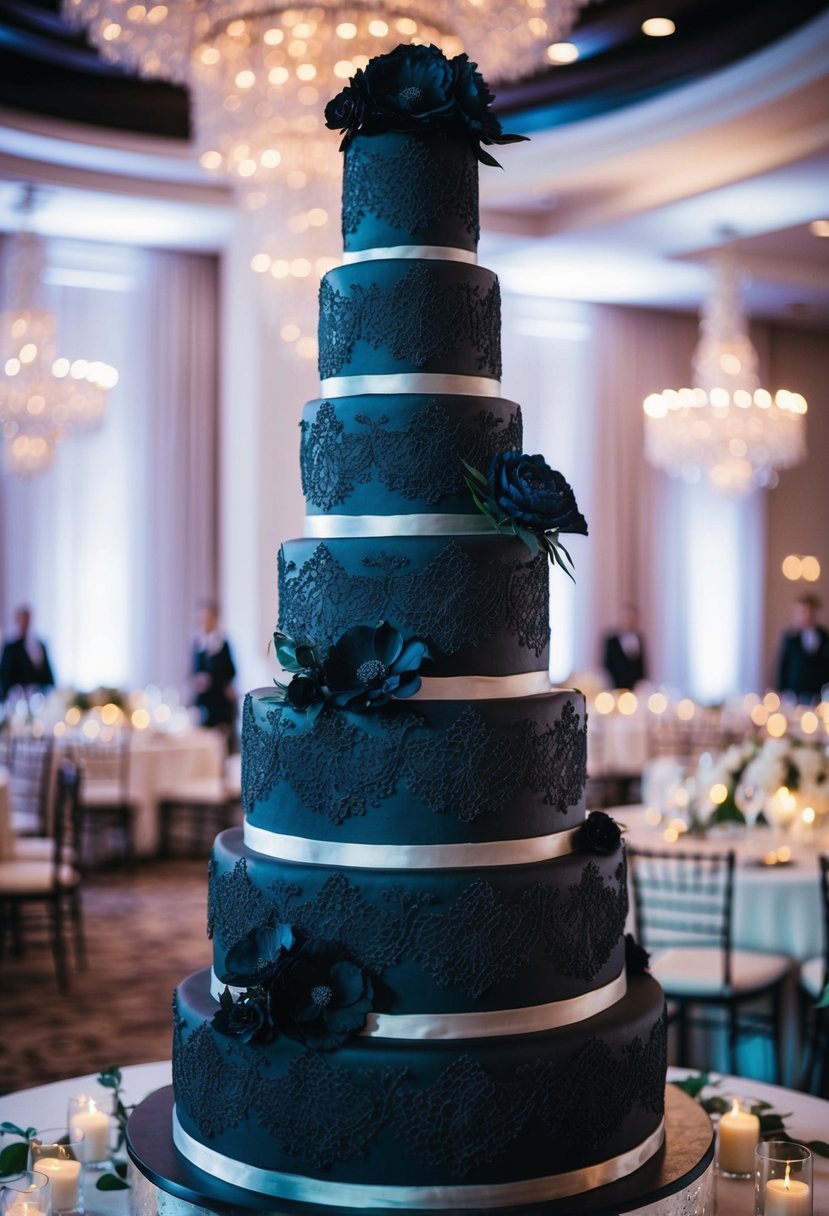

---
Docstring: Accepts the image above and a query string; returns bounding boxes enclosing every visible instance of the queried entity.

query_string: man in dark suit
[0,605,55,700]
[776,593,829,703]
[603,603,647,689]
[192,599,237,747]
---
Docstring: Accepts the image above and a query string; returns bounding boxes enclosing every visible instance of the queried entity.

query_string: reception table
[617,805,826,962]
[1,1063,827,1215]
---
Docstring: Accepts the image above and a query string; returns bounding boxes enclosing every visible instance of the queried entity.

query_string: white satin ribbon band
[208,969,627,1039]
[413,671,554,700]
[320,373,502,399]
[304,512,494,539]
[172,1112,665,1209]
[243,820,580,870]
[341,245,478,265]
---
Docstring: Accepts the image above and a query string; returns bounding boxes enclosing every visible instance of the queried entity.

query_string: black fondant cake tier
[318,260,501,382]
[342,132,480,253]
[173,969,666,1200]
[208,827,626,1012]
[301,395,522,517]
[242,689,587,844]
[278,537,550,675]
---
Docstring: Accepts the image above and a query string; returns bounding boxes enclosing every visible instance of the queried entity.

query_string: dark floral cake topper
[464,451,588,579]
[325,43,527,166]
[267,621,431,717]
[213,923,374,1052]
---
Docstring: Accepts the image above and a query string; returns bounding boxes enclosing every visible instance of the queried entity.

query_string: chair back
[72,730,131,801]
[52,760,83,886]
[628,845,736,988]
[8,734,54,834]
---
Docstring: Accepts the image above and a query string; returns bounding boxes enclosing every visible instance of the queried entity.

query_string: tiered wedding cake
[170,45,667,1210]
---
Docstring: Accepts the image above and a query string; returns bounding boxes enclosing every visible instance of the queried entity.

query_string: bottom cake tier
[172,968,667,1209]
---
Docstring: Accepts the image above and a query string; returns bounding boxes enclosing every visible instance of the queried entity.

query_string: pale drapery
[501,294,765,698]
[0,239,219,692]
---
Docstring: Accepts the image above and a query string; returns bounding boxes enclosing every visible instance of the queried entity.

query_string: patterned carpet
[0,859,212,1095]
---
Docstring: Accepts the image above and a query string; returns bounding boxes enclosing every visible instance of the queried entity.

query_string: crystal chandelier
[63,0,591,186]
[643,256,807,494]
[0,214,118,477]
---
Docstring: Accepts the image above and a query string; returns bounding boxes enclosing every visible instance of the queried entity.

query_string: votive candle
[718,1098,760,1175]
[32,1161,80,1213]
[68,1099,109,1164]
[764,1162,811,1216]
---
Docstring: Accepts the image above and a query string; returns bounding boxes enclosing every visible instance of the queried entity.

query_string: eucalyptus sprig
[94,1066,132,1190]
[0,1122,37,1178]
[671,1072,829,1157]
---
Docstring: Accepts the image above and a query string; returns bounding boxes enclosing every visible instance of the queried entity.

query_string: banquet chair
[0,761,85,991]
[157,753,242,857]
[798,855,829,1096]
[71,732,136,869]
[628,846,793,1081]
[7,734,54,836]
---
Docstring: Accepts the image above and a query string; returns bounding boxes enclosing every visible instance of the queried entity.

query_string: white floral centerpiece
[695,734,829,831]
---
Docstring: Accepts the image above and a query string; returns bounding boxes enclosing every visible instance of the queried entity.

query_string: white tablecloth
[618,805,826,962]
[119,730,225,856]
[1,1064,826,1215]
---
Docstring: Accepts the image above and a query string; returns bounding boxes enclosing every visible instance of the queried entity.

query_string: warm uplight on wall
[641,17,675,36]
[546,41,579,63]
[810,220,829,238]
[782,554,821,582]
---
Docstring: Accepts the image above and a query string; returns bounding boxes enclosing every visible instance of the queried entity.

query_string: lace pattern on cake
[207,861,626,996]
[278,542,549,660]
[342,137,479,244]
[300,400,523,511]
[175,1012,666,1173]
[318,264,501,380]
[241,699,585,823]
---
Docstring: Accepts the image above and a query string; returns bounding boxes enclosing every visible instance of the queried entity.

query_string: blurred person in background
[0,605,55,701]
[603,603,647,690]
[191,599,237,750]
[776,592,829,703]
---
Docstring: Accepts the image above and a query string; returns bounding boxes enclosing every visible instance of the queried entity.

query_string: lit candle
[718,1098,760,1174]
[32,1160,80,1212]
[765,1163,811,1216]
[69,1100,109,1163]
[5,1203,38,1216]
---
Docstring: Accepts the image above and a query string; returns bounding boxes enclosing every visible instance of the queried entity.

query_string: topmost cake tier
[342,132,480,253]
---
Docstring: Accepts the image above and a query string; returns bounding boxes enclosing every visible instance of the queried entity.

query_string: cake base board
[127,1086,713,1216]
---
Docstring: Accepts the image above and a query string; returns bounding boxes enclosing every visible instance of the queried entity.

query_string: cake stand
[126,1085,714,1216]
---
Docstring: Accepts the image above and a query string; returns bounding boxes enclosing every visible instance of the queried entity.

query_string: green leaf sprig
[0,1123,36,1178]
[93,1066,132,1190]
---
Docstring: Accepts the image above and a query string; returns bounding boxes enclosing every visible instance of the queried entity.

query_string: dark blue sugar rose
[212,993,273,1044]
[285,672,325,711]
[222,922,295,987]
[576,811,622,856]
[451,53,501,142]
[488,452,588,536]
[324,622,430,711]
[278,939,374,1051]
[625,933,651,976]
[362,44,455,129]
[324,80,366,142]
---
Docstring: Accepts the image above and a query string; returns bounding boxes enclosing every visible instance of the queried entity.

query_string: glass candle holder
[67,1096,111,1168]
[717,1097,760,1178]
[1,1171,52,1216]
[755,1141,813,1215]
[28,1130,84,1216]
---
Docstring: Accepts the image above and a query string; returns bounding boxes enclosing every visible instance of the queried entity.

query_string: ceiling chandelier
[64,0,591,358]
[643,256,807,494]
[0,204,118,477]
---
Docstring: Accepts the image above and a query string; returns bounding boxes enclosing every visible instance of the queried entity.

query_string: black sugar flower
[576,811,622,856]
[324,621,430,711]
[278,939,374,1052]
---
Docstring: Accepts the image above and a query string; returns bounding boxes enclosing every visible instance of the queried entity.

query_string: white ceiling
[0,7,828,323]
